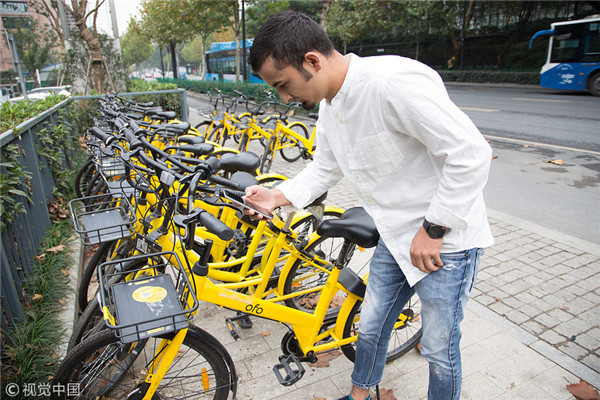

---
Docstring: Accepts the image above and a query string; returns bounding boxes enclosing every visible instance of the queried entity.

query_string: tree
[121,18,154,71]
[59,0,113,93]
[62,30,126,93]
[30,0,66,48]
[139,0,226,79]
[13,19,58,87]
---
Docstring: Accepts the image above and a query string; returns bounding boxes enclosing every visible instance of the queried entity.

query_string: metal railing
[0,89,188,344]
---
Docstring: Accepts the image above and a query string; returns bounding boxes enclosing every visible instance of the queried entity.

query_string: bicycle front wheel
[279,122,309,162]
[53,329,232,400]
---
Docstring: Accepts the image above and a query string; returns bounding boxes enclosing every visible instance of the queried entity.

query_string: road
[186,85,600,244]
[445,84,600,245]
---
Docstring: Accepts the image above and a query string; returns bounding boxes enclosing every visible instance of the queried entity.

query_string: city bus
[205,39,265,83]
[529,15,600,95]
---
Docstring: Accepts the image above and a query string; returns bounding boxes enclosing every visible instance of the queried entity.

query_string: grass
[1,217,75,399]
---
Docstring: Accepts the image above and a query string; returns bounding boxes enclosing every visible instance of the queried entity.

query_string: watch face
[428,225,445,239]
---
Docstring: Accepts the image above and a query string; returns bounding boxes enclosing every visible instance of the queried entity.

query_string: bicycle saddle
[178,135,204,145]
[219,151,260,173]
[174,143,214,156]
[317,207,379,248]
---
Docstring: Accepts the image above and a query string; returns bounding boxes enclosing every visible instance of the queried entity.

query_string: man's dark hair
[249,10,334,74]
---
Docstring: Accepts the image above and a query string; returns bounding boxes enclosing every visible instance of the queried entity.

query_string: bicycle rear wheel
[53,329,232,400]
[282,232,374,314]
[340,291,422,362]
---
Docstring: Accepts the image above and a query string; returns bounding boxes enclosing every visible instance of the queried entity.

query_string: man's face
[257,56,322,110]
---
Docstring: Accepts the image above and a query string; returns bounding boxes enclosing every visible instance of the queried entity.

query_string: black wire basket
[69,193,136,245]
[97,251,199,344]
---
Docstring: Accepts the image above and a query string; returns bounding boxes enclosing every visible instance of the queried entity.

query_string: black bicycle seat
[317,207,379,248]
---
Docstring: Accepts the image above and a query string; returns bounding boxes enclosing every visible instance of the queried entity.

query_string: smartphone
[222,191,273,220]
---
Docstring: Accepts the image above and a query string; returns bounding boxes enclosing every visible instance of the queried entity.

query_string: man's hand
[410,227,444,273]
[243,185,289,219]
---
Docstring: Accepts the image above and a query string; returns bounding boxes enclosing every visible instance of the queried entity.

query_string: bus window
[583,23,600,62]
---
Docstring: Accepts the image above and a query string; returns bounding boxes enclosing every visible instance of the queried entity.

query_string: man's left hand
[410,227,444,273]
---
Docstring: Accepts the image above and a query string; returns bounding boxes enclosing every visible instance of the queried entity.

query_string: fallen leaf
[261,331,270,336]
[378,388,398,400]
[34,254,46,261]
[491,155,498,159]
[545,159,565,165]
[32,294,42,301]
[566,380,600,400]
[523,144,529,148]
[61,269,70,276]
[308,350,342,368]
[46,244,65,253]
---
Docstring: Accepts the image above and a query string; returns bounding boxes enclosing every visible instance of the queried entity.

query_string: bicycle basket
[69,193,136,245]
[97,252,199,344]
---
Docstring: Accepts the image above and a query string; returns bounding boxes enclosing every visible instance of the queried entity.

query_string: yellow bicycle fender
[333,295,362,340]
[256,173,288,182]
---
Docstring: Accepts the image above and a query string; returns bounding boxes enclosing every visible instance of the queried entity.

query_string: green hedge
[126,79,184,117]
[438,70,539,85]
[158,78,274,103]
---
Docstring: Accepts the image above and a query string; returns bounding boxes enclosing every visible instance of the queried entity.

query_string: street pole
[460,0,466,71]
[241,0,247,82]
[5,31,27,99]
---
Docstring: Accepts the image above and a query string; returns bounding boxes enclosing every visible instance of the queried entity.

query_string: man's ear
[304,52,322,71]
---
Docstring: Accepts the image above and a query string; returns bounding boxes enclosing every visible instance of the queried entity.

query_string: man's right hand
[243,185,290,219]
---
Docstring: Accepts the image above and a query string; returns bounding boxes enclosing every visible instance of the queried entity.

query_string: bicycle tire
[282,214,373,314]
[77,240,117,312]
[279,121,309,162]
[53,328,231,400]
[207,123,225,144]
[340,291,423,363]
[195,120,213,137]
[74,157,96,198]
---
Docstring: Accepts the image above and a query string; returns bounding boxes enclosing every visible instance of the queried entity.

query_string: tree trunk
[68,1,106,93]
[320,0,333,32]
[170,42,178,79]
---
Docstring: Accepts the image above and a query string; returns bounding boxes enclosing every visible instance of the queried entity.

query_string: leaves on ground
[545,159,565,165]
[46,244,65,253]
[308,350,342,368]
[378,388,398,400]
[32,294,42,301]
[566,380,600,400]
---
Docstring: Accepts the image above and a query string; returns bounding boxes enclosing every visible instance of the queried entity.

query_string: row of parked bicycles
[51,92,423,399]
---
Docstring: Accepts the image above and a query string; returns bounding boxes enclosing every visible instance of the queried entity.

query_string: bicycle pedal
[225,318,241,341]
[236,314,253,329]
[273,354,305,386]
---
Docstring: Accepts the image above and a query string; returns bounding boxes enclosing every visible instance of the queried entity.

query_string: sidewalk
[193,137,599,399]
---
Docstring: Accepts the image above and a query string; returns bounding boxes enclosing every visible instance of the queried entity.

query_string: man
[245,10,494,400]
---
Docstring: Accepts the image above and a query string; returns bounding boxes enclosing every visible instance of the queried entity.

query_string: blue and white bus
[205,39,265,83]
[530,15,600,95]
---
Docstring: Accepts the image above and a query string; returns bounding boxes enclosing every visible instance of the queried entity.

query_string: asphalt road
[187,85,600,245]
[445,84,600,245]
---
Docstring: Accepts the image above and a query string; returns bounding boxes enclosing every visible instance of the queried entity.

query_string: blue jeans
[351,239,482,400]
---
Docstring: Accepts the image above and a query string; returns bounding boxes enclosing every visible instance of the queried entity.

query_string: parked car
[8,85,72,103]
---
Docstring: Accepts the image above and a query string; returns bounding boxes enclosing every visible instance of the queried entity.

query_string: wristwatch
[422,219,446,239]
